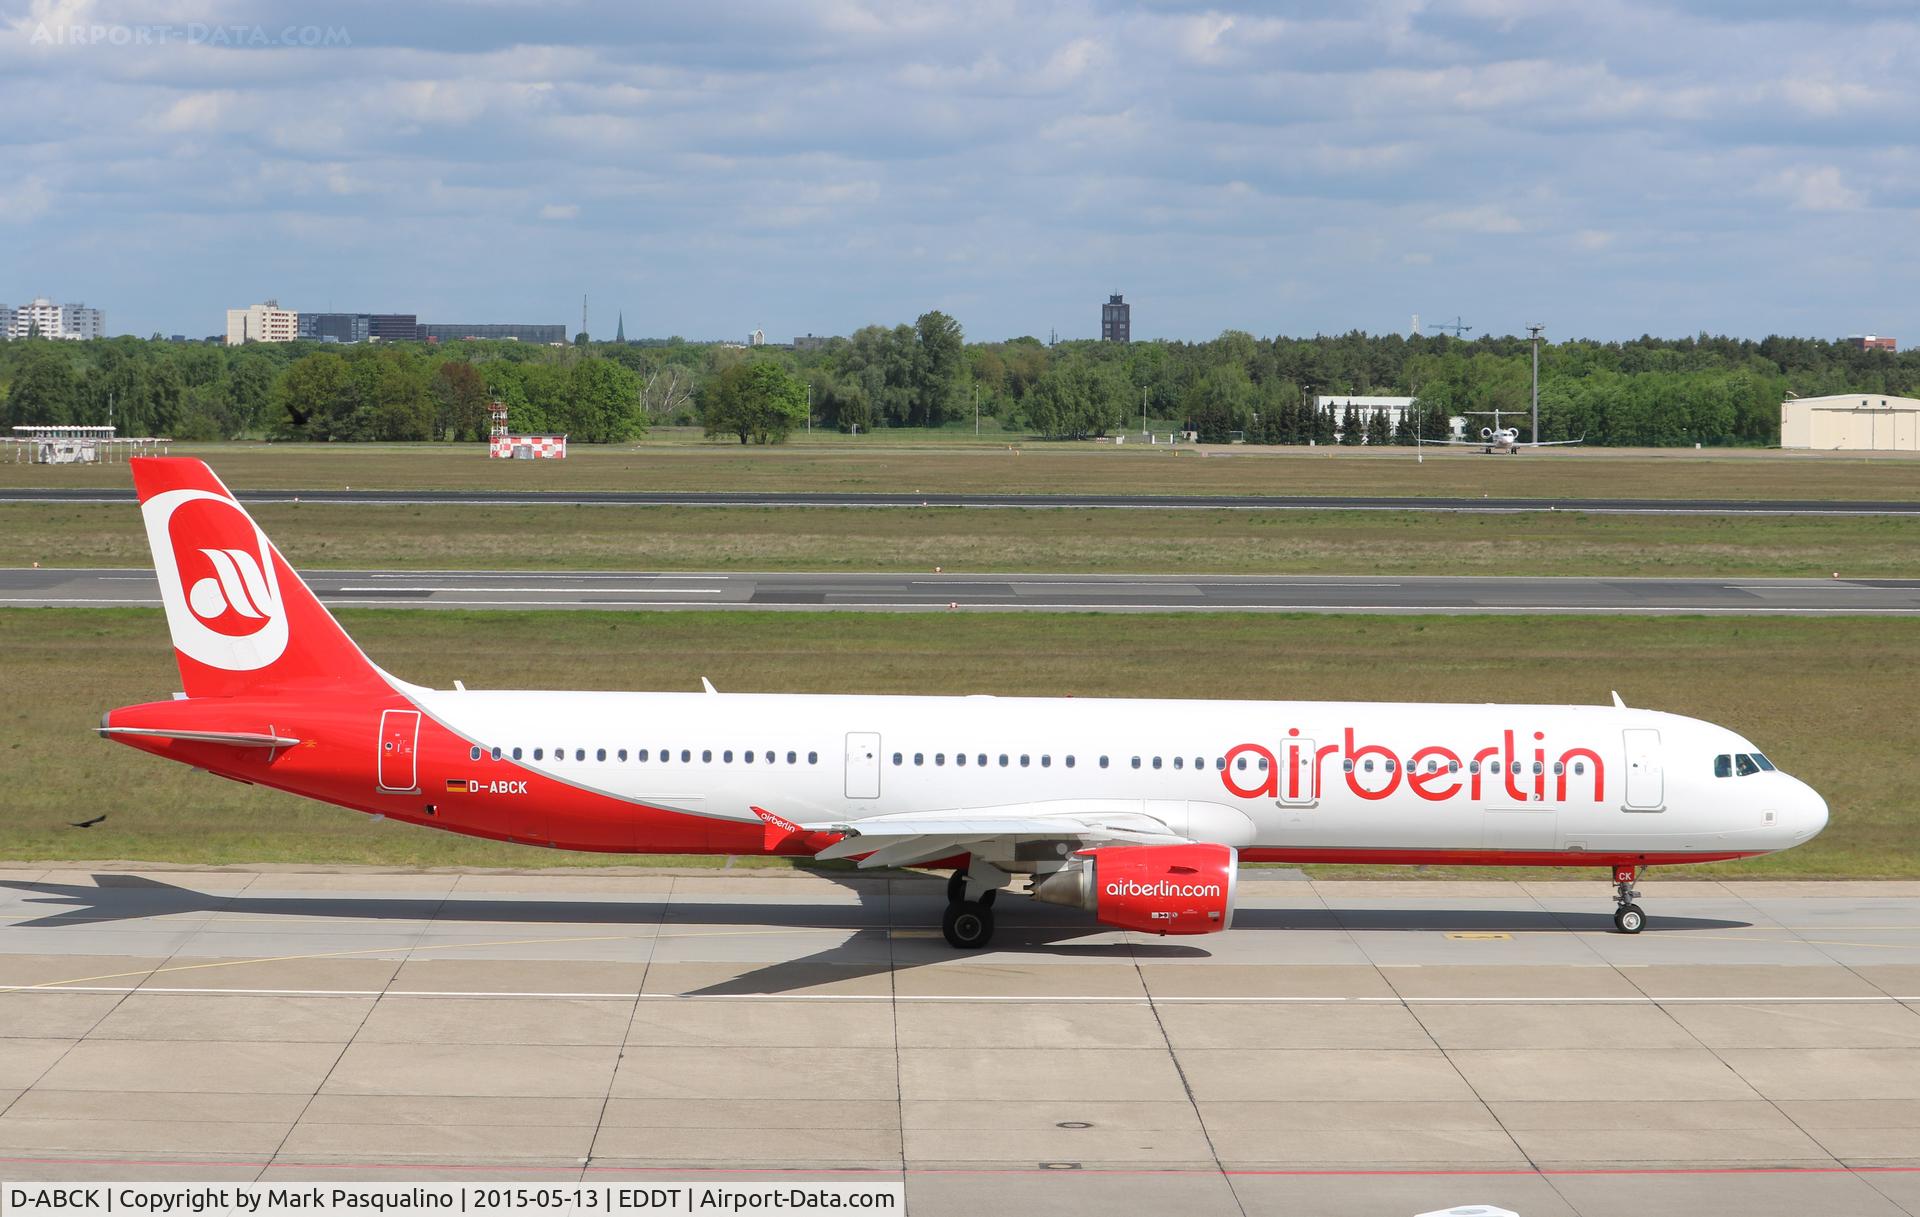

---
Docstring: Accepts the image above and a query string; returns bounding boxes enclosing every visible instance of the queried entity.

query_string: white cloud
[1426,206,1526,235]
[1767,166,1864,212]
[0,175,53,222]
[539,203,579,221]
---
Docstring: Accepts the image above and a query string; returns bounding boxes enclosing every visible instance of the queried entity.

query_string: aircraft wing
[762,801,1190,869]
[1529,438,1585,447]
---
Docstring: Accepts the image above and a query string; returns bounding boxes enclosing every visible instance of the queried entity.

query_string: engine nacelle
[1480,426,1495,440]
[1029,843,1238,935]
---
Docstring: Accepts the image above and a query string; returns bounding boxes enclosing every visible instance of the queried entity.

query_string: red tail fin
[131,457,391,699]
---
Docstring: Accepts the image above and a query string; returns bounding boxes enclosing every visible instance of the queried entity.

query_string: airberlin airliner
[102,458,1828,948]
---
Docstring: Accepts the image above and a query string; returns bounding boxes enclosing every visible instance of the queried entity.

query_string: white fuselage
[414,689,1828,863]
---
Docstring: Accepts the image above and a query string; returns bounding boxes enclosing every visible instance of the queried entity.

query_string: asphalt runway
[4,869,1920,1216]
[3,487,1918,515]
[8,567,1920,615]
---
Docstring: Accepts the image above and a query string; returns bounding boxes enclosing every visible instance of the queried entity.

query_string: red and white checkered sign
[488,434,568,459]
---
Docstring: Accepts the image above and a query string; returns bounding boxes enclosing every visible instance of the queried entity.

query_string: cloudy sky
[4,0,1913,342]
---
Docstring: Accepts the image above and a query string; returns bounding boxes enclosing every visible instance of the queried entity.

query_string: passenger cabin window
[1099,756,1109,769]
[491,747,502,761]
[808,751,818,764]
[892,752,903,766]
[1041,755,1051,768]
[597,748,607,762]
[469,747,481,761]
[702,750,712,763]
[511,747,522,760]
[533,748,544,760]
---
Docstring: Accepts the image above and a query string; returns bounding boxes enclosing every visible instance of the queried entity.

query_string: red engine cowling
[1030,843,1238,935]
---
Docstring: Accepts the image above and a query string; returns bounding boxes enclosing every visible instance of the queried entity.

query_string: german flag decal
[444,777,467,793]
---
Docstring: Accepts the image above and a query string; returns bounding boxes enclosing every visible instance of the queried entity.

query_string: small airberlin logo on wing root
[1105,879,1223,900]
[142,488,289,671]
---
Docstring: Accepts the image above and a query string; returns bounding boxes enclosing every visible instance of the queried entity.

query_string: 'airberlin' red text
[1220,728,1606,804]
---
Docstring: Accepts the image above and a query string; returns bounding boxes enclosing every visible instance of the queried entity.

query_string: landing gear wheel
[942,901,995,950]
[1614,903,1645,934]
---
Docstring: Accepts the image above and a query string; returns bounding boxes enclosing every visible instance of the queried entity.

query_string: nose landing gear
[1612,864,1646,934]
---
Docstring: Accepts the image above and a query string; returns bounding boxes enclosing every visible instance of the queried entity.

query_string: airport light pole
[1527,323,1544,443]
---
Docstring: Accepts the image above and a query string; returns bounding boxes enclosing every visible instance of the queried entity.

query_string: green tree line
[3,319,1915,446]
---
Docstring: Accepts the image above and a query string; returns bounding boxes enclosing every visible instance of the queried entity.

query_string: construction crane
[1428,315,1472,338]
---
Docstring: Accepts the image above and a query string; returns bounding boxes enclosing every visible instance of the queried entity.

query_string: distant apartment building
[417,322,566,344]
[1101,294,1130,343]
[226,301,299,345]
[1846,334,1897,353]
[749,329,765,347]
[7,297,105,340]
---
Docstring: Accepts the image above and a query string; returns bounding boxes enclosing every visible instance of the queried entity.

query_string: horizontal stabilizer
[98,726,300,748]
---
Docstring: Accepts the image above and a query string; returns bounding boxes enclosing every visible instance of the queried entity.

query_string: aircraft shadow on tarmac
[0,875,1753,996]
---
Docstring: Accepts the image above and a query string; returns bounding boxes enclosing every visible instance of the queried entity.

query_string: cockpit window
[1735,754,1760,777]
[1714,754,1732,778]
[1753,753,1777,771]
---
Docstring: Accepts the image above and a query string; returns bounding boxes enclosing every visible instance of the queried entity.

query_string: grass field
[6,502,1918,578]
[5,440,1919,501]
[0,608,1907,877]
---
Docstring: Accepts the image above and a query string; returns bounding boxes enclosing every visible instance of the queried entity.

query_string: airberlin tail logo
[188,547,276,623]
[142,488,289,671]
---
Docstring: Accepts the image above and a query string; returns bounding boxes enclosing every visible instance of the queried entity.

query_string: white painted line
[367,573,733,582]
[1726,584,1911,592]
[4,984,1918,1005]
[334,586,727,595]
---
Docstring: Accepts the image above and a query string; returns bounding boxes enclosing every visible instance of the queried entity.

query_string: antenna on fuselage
[1611,691,1626,708]
[701,677,718,694]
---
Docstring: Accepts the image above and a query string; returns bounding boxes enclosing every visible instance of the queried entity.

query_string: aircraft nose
[1794,780,1829,841]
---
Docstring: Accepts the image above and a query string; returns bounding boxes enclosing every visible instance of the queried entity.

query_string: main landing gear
[943,866,1005,950]
[1612,864,1646,934]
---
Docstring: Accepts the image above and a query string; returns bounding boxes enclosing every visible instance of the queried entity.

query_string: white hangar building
[1781,394,1920,451]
